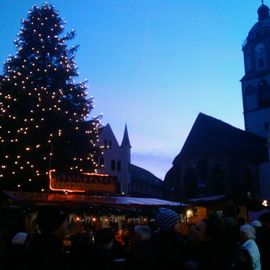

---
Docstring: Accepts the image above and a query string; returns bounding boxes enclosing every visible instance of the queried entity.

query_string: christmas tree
[0,3,101,191]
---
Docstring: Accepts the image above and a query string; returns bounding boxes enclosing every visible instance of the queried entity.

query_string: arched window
[241,167,253,194]
[183,166,197,198]
[244,85,257,111]
[255,42,266,70]
[258,80,270,107]
[211,165,225,195]
[197,160,208,193]
[229,160,241,192]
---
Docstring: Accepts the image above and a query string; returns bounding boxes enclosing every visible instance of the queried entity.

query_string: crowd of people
[2,205,270,270]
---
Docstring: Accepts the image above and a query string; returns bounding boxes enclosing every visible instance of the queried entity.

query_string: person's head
[240,224,256,242]
[189,220,207,242]
[155,208,180,234]
[133,225,151,244]
[95,227,115,250]
[36,207,68,238]
[196,220,207,241]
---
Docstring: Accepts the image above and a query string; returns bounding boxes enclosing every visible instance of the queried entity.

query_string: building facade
[97,124,164,198]
[97,124,131,194]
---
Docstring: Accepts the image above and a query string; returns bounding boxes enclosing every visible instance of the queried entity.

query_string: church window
[242,167,253,194]
[104,139,108,148]
[211,165,225,195]
[258,80,270,107]
[183,166,197,198]
[229,161,241,190]
[245,49,251,71]
[109,140,112,149]
[244,85,257,111]
[265,122,269,131]
[255,43,266,70]
[196,160,207,195]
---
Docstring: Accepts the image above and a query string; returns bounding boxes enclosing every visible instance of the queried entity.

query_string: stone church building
[97,124,163,198]
[164,3,270,201]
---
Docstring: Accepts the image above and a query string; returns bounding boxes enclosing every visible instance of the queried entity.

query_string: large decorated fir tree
[0,3,101,191]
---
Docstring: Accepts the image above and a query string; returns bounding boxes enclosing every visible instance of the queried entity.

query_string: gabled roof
[173,113,268,164]
[100,123,120,147]
[131,164,162,186]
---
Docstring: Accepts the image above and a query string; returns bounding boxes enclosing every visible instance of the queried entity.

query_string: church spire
[121,124,131,148]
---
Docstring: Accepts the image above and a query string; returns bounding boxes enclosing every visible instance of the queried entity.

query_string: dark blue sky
[0,0,263,179]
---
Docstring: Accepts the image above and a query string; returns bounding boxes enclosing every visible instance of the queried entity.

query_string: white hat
[11,232,28,245]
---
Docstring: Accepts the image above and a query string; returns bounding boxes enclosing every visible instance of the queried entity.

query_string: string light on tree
[0,3,102,191]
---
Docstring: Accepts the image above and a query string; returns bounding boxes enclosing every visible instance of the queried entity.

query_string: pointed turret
[121,124,131,148]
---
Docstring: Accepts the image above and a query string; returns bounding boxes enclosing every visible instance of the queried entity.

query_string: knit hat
[155,208,179,232]
[36,207,66,233]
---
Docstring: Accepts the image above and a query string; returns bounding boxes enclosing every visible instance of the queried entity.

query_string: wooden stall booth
[2,190,187,235]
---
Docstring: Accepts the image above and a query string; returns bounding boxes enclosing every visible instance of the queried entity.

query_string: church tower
[97,124,131,194]
[241,2,270,137]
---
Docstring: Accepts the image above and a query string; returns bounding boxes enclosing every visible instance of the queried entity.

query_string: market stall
[2,190,187,234]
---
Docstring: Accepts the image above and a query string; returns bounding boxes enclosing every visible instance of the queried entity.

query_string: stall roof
[3,191,186,208]
[188,194,227,203]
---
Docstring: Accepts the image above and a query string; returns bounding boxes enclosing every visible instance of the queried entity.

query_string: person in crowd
[87,227,127,270]
[232,248,253,270]
[24,206,70,270]
[149,207,186,269]
[126,224,152,270]
[250,220,263,250]
[237,224,261,270]
[185,217,224,270]
[8,232,31,269]
[221,204,242,270]
[133,224,151,243]
[256,213,270,270]
[115,225,132,254]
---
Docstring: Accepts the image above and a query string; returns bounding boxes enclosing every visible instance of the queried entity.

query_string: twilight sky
[0,1,263,179]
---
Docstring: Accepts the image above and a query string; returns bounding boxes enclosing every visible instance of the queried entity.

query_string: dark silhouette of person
[126,225,152,270]
[149,207,186,269]
[88,227,126,270]
[24,206,70,270]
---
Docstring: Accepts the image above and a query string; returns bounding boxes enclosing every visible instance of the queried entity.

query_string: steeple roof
[121,124,131,148]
